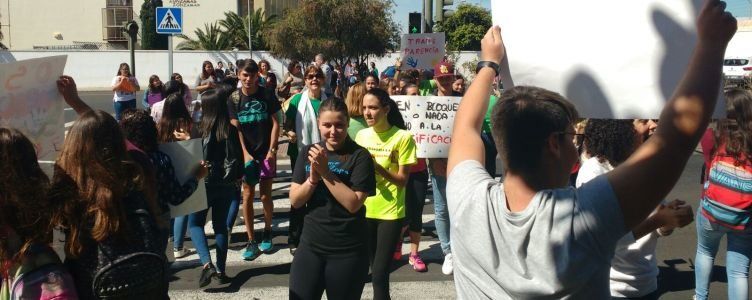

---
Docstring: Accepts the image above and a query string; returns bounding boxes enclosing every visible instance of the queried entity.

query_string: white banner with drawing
[0,55,67,161]
[159,138,208,217]
[400,33,446,70]
[393,95,461,158]
[491,0,725,119]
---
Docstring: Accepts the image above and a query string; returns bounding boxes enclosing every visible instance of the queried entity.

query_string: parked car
[723,56,752,88]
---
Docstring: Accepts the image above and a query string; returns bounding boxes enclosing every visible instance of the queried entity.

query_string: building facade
[0,0,297,50]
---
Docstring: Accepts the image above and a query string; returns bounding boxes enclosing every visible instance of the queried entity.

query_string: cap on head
[434,61,455,78]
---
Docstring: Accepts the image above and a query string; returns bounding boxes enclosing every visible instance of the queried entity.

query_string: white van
[723,56,752,88]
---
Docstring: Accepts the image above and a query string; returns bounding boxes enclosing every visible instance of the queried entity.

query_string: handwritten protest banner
[491,0,725,118]
[400,33,446,70]
[393,95,461,158]
[159,138,208,217]
[0,56,67,161]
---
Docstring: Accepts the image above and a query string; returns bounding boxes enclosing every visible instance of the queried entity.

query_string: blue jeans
[188,186,237,273]
[227,192,240,229]
[113,99,136,121]
[431,174,451,255]
[172,215,188,250]
[695,211,752,300]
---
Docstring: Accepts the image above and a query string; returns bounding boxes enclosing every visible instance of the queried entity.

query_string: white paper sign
[0,56,67,161]
[491,0,724,119]
[393,95,461,158]
[400,33,446,70]
[159,138,208,217]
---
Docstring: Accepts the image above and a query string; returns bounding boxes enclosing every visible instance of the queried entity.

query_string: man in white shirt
[446,1,736,298]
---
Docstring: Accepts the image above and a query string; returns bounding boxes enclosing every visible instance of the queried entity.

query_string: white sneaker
[173,248,189,259]
[442,253,453,275]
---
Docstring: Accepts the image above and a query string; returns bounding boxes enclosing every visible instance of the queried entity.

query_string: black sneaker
[199,263,217,288]
[216,273,232,284]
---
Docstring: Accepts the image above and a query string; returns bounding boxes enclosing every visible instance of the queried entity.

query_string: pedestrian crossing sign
[156,7,182,34]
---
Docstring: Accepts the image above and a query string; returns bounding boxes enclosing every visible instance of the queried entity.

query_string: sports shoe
[393,242,403,261]
[259,229,273,253]
[173,248,189,259]
[409,253,427,272]
[442,253,453,275]
[199,263,217,288]
[242,241,261,261]
[216,273,232,284]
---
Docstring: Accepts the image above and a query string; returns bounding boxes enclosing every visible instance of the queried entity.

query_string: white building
[0,0,297,50]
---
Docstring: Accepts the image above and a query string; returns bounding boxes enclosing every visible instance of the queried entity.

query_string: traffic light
[434,0,454,23]
[409,12,422,33]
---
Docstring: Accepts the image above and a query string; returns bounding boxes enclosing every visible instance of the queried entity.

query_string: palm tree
[176,22,232,50]
[219,9,276,50]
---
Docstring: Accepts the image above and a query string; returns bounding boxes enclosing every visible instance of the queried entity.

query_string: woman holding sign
[288,99,376,300]
[111,62,140,121]
[355,88,417,300]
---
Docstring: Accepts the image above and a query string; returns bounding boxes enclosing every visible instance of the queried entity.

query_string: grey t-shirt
[447,160,626,299]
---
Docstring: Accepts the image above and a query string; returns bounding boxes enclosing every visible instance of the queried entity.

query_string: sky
[392,0,751,35]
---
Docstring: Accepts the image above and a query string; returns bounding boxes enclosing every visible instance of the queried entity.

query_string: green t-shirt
[418,79,437,96]
[482,95,499,133]
[348,116,368,140]
[285,93,322,158]
[355,126,417,220]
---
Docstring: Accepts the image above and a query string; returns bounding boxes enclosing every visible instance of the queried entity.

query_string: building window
[102,7,133,41]
[107,0,133,7]
[102,0,133,41]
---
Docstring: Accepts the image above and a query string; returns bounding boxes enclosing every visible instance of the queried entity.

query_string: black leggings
[289,244,368,300]
[366,218,404,300]
[405,170,429,232]
[289,155,306,246]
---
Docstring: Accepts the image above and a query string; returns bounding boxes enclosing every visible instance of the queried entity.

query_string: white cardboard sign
[400,33,446,70]
[491,0,724,119]
[159,138,208,217]
[393,95,461,158]
[0,56,67,161]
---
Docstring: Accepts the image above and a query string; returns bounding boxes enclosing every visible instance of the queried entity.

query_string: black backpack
[91,194,166,299]
[203,124,243,186]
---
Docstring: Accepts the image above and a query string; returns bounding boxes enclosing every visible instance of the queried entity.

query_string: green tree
[219,9,276,51]
[140,0,168,50]
[264,0,399,67]
[435,4,491,51]
[176,22,232,50]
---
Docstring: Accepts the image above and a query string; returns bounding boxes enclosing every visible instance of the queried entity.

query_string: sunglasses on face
[306,74,324,80]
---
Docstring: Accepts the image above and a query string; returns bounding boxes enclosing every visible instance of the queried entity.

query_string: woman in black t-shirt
[288,99,376,300]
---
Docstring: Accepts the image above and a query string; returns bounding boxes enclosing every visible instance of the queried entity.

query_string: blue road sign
[156,7,183,34]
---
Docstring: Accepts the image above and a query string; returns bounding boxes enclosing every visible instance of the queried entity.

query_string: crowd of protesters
[1,1,749,299]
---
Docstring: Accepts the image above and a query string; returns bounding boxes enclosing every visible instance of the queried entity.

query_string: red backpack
[701,146,752,231]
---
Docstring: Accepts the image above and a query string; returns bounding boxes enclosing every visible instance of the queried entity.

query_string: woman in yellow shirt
[354,88,417,300]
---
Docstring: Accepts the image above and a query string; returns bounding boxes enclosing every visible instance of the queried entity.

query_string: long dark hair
[148,75,164,94]
[716,88,752,165]
[200,61,215,80]
[366,88,406,130]
[157,94,192,143]
[163,80,185,99]
[0,128,52,266]
[199,88,231,141]
[120,109,159,152]
[116,62,130,76]
[51,110,142,257]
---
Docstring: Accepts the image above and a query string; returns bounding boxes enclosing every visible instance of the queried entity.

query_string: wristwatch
[269,148,278,154]
[476,61,500,77]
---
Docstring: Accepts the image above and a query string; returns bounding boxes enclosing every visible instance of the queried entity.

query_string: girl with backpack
[288,99,376,300]
[695,88,752,300]
[50,110,167,299]
[354,88,417,300]
[188,88,243,287]
[0,128,77,300]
